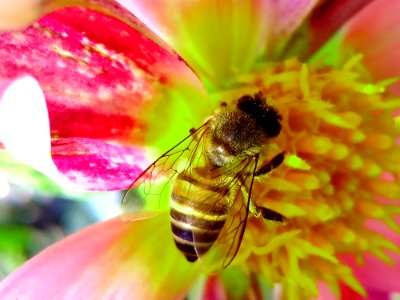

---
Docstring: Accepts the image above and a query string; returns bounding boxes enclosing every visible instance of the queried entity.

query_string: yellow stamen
[225,55,399,299]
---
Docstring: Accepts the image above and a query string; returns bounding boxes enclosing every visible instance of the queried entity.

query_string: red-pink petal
[343,0,400,94]
[0,213,200,299]
[0,3,205,143]
[51,137,146,190]
[0,2,209,190]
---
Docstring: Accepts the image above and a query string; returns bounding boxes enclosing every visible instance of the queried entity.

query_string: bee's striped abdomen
[170,172,229,262]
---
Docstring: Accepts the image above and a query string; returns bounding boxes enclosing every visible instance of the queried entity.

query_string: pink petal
[0,3,206,143]
[0,213,200,299]
[343,0,400,94]
[341,254,400,298]
[317,282,337,300]
[202,275,227,300]
[340,217,400,295]
[308,0,375,55]
[51,137,147,190]
[269,0,319,56]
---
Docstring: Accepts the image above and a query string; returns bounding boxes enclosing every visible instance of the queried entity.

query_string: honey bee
[122,91,286,268]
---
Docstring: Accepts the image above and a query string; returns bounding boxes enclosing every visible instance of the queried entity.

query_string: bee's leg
[258,207,286,222]
[249,200,286,222]
[249,199,261,217]
[255,151,285,177]
[252,151,286,222]
[240,185,261,217]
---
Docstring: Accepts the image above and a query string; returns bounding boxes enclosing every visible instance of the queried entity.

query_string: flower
[0,0,400,299]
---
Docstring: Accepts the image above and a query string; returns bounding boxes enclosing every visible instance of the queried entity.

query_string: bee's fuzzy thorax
[210,108,265,157]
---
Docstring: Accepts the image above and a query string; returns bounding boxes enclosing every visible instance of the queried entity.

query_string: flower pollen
[229,56,400,299]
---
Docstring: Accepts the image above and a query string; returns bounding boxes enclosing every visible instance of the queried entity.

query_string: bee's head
[208,112,264,166]
[207,92,282,167]
[236,92,282,138]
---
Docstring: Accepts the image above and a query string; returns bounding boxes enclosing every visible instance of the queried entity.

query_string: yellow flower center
[218,55,400,299]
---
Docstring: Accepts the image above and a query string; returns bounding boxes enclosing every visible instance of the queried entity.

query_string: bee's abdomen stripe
[171,222,221,243]
[178,173,228,193]
[170,217,221,234]
[174,239,210,257]
[171,191,226,216]
[171,171,229,261]
[170,208,226,230]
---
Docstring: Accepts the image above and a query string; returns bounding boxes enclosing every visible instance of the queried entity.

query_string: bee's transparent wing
[121,123,208,219]
[192,156,258,269]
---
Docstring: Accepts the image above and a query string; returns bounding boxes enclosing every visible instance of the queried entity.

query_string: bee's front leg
[251,151,286,222]
[255,151,285,177]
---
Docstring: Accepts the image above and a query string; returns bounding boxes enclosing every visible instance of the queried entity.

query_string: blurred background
[0,153,121,279]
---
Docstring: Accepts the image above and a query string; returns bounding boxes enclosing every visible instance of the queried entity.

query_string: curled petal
[343,0,400,94]
[0,213,200,299]
[0,76,67,185]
